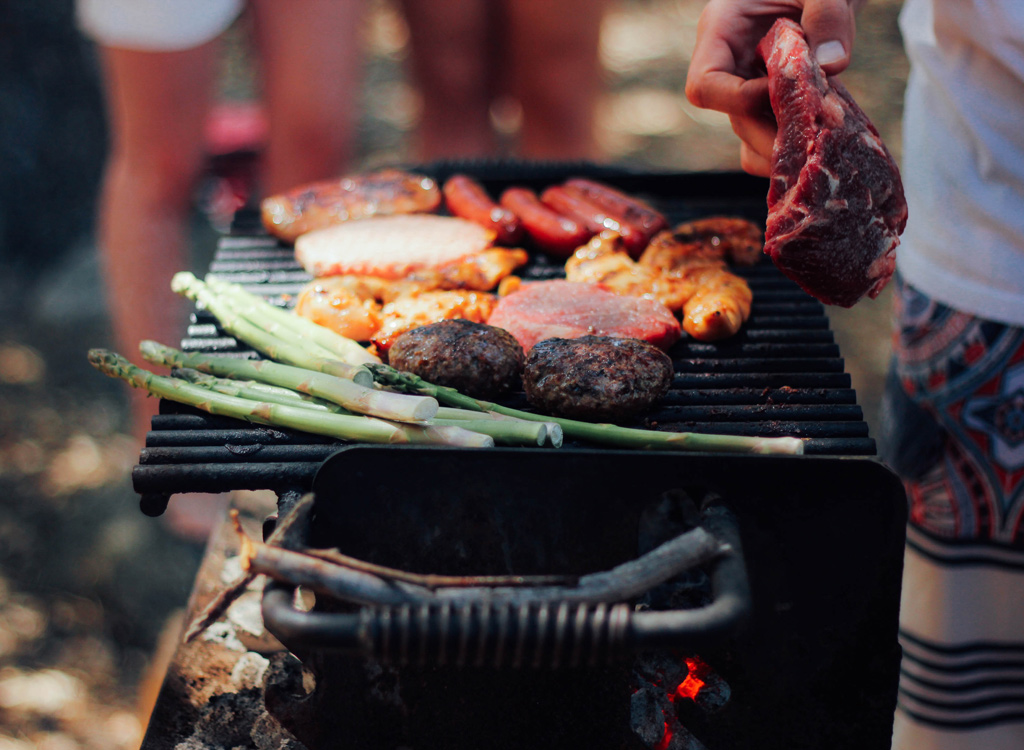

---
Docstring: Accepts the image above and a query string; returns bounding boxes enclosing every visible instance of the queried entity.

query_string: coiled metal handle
[262,503,749,664]
[357,601,632,668]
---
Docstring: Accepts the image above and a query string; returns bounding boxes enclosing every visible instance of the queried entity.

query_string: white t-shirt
[897,0,1024,326]
[77,0,244,52]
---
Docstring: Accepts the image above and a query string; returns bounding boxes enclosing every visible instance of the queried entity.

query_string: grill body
[268,449,906,750]
[133,165,907,749]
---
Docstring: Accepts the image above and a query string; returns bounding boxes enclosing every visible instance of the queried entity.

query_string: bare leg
[399,0,496,161]
[96,43,220,445]
[250,0,366,193]
[503,0,607,160]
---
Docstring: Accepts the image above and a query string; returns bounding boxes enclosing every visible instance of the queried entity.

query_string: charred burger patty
[387,319,524,399]
[523,336,673,422]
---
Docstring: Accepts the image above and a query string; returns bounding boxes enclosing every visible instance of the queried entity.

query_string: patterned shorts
[881,276,1024,548]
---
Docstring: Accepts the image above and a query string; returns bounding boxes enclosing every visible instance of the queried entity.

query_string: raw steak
[294,214,496,279]
[758,18,907,307]
[487,280,682,352]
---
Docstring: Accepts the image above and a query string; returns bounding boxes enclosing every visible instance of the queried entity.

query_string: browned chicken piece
[406,248,530,290]
[371,290,497,355]
[293,275,440,341]
[565,231,695,311]
[678,266,754,341]
[639,217,764,270]
[261,168,442,243]
[566,228,754,341]
[293,248,523,345]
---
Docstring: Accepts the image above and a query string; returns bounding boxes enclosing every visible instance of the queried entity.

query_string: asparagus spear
[140,340,439,423]
[173,366,557,447]
[203,274,381,366]
[89,349,493,446]
[171,272,374,382]
[368,364,804,455]
[174,367,336,410]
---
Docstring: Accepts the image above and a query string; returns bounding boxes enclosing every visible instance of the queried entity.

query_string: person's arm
[684,0,864,176]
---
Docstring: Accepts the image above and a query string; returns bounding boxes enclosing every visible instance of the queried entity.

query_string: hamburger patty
[523,336,674,422]
[387,319,524,399]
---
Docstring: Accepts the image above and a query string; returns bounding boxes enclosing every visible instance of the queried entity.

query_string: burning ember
[676,656,710,701]
[632,653,730,750]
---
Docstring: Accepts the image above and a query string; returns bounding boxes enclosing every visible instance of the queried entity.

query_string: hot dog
[443,174,524,246]
[499,187,592,259]
[541,185,649,258]
[563,178,669,245]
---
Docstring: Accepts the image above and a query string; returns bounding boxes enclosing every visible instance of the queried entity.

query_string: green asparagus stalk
[173,367,337,410]
[87,349,483,445]
[171,272,373,382]
[140,340,438,423]
[368,364,804,455]
[419,418,552,447]
[173,366,557,447]
[204,274,381,366]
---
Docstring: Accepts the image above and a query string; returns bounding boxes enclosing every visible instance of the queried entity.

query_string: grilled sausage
[499,187,592,259]
[443,174,524,245]
[541,185,648,258]
[261,168,442,243]
[563,178,669,248]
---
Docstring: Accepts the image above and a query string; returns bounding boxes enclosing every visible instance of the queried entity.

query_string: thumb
[800,0,856,75]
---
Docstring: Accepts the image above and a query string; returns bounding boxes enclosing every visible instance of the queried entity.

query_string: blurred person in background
[78,0,366,447]
[78,0,366,541]
[685,1,1024,748]
[399,0,608,161]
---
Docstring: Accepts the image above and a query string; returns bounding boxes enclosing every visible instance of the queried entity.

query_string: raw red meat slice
[758,18,908,307]
[487,280,682,352]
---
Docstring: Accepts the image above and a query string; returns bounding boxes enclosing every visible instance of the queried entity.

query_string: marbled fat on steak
[758,18,908,307]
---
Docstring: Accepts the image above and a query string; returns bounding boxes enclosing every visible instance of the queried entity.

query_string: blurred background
[0,1,906,747]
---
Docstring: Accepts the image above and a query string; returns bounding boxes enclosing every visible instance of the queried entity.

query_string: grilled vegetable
[172,272,377,375]
[89,349,488,446]
[140,341,438,423]
[368,364,804,455]
[173,367,561,448]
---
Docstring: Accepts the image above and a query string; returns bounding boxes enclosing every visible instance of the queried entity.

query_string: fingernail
[815,40,846,66]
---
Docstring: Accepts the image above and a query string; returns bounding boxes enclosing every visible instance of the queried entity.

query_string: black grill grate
[134,167,876,506]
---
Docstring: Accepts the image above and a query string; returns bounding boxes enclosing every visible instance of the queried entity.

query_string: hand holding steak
[758,18,908,307]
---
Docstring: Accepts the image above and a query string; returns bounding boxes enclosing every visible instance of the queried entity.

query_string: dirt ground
[0,1,907,747]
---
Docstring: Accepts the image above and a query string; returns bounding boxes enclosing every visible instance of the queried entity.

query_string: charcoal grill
[132,165,907,750]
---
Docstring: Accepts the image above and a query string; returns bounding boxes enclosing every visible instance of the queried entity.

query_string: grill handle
[261,505,750,666]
